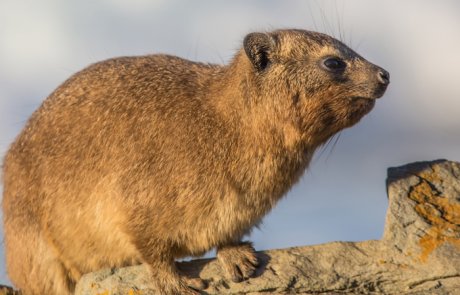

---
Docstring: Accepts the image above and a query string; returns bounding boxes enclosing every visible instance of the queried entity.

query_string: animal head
[242,29,389,146]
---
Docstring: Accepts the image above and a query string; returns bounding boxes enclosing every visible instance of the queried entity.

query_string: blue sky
[1,0,460,286]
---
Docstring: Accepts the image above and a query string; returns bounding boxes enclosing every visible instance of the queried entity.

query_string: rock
[0,285,20,295]
[49,160,460,293]
[383,160,460,262]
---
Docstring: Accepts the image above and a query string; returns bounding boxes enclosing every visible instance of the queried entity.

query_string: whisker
[306,1,318,31]
[315,132,336,163]
[315,0,334,37]
[325,131,342,162]
[334,0,343,42]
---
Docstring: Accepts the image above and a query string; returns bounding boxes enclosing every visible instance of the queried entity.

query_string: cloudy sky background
[1,0,459,286]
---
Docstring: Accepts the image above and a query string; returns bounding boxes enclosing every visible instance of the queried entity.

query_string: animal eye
[322,57,346,71]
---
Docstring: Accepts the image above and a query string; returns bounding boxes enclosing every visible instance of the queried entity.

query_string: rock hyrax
[2,29,389,294]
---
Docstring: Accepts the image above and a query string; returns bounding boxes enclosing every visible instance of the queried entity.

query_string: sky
[1,0,460,286]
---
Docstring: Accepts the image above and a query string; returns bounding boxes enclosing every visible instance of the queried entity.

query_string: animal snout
[368,67,390,99]
[377,68,390,86]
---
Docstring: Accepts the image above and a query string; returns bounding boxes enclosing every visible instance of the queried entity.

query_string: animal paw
[151,271,204,295]
[183,276,207,292]
[155,281,202,295]
[217,241,259,282]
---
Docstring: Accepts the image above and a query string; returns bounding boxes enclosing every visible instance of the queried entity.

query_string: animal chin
[347,96,376,121]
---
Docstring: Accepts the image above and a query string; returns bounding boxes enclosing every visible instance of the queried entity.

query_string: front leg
[217,241,259,282]
[133,238,204,295]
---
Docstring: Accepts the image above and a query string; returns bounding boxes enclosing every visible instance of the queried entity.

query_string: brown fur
[2,29,389,294]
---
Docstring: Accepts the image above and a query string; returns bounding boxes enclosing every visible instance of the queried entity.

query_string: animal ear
[243,32,274,71]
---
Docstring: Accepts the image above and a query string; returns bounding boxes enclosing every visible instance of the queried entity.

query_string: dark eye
[322,57,346,71]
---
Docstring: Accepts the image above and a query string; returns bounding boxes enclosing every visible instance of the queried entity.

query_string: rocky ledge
[3,160,460,294]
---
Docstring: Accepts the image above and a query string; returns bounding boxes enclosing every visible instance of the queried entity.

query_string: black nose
[377,69,390,85]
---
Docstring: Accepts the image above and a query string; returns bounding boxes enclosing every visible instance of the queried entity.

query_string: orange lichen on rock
[408,169,460,262]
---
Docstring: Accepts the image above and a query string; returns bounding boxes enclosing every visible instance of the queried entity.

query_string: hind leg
[4,221,75,295]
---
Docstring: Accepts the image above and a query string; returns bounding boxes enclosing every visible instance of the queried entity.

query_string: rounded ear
[243,32,274,71]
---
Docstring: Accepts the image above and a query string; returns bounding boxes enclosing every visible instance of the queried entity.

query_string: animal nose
[377,69,390,85]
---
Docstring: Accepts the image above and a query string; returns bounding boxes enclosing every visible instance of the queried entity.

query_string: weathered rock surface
[0,285,19,295]
[6,160,460,294]
[74,160,460,294]
[73,160,460,294]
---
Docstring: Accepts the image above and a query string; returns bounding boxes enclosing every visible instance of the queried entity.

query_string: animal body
[2,29,389,294]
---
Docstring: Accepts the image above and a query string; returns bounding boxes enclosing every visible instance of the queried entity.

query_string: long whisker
[325,131,342,162]
[314,132,337,164]
[306,1,318,31]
